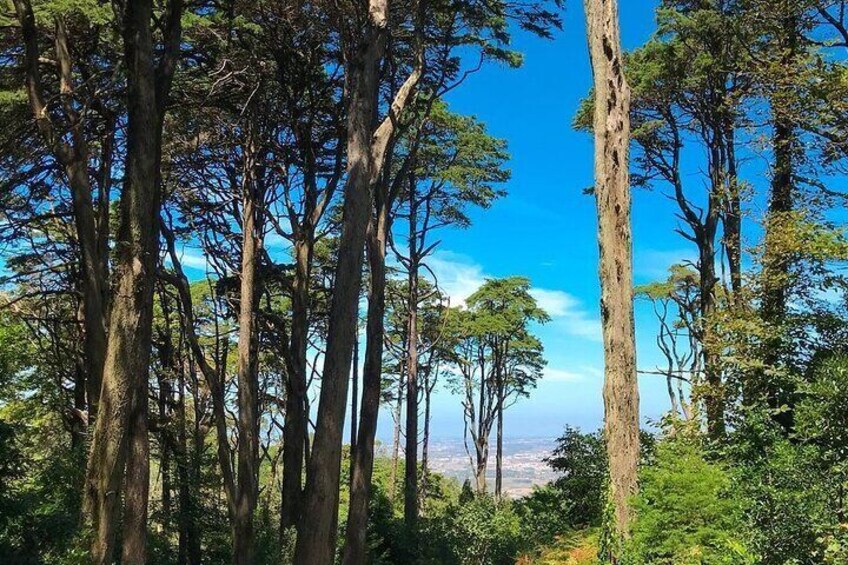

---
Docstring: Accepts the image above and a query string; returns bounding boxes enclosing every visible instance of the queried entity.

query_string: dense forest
[1,0,848,563]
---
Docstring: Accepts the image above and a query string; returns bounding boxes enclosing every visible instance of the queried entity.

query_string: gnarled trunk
[585,0,640,554]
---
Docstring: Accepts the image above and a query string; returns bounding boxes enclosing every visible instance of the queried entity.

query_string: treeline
[0,0,563,563]
[2,0,848,564]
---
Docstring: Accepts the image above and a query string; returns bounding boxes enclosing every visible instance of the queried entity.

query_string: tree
[446,277,547,495]
[83,0,183,562]
[8,0,115,419]
[584,0,640,556]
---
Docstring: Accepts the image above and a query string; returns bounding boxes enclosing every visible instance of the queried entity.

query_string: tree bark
[83,0,182,561]
[232,139,263,565]
[584,0,640,553]
[342,205,390,565]
[280,236,311,531]
[404,185,420,530]
[293,2,389,561]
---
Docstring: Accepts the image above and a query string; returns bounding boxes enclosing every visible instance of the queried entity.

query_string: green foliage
[624,438,756,565]
[433,495,523,565]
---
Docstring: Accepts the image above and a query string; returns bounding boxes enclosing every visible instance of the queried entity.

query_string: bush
[624,439,755,565]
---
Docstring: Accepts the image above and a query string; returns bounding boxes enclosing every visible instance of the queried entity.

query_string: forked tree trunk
[293,3,389,561]
[12,0,109,418]
[584,0,640,554]
[342,204,390,565]
[474,439,488,494]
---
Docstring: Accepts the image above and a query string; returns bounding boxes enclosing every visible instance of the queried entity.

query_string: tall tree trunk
[405,187,420,530]
[390,373,404,502]
[760,12,799,434]
[281,236,311,531]
[293,3,389,561]
[584,0,640,555]
[83,0,182,561]
[351,322,359,462]
[233,141,262,565]
[342,205,390,565]
[699,227,724,440]
[495,386,504,501]
[420,367,433,507]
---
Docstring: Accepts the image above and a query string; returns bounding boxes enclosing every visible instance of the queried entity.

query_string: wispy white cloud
[427,251,602,342]
[162,247,210,271]
[178,249,210,270]
[635,248,698,281]
[427,251,487,307]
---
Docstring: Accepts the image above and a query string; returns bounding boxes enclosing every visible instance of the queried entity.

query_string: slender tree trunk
[390,374,404,502]
[281,236,311,531]
[342,205,390,565]
[495,387,504,501]
[175,352,201,565]
[233,140,263,565]
[420,370,433,507]
[699,230,724,440]
[759,12,799,434]
[405,187,420,529]
[294,3,389,560]
[585,0,640,554]
[12,0,108,418]
[351,323,359,455]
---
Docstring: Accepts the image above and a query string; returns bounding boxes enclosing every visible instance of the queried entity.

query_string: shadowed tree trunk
[233,137,263,565]
[293,2,389,560]
[342,201,391,565]
[584,0,640,556]
[760,11,800,434]
[280,235,312,531]
[83,0,182,561]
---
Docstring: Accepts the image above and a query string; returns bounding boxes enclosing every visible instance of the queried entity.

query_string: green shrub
[624,439,755,565]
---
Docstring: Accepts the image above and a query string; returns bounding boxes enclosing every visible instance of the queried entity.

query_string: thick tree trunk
[232,146,262,565]
[585,0,640,553]
[293,3,389,561]
[342,206,390,565]
[83,0,182,561]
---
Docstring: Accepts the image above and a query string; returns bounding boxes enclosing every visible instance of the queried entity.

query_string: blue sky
[398,0,689,441]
